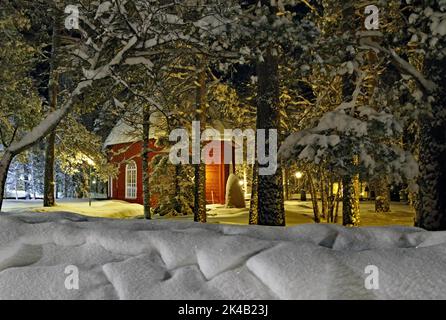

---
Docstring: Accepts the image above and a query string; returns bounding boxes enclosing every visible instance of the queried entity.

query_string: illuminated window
[125,161,137,199]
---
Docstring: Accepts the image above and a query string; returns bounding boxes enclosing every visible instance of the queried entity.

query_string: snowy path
[0,211,445,300]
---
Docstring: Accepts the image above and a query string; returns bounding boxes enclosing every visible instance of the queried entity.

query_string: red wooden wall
[108,140,234,206]
[108,140,159,205]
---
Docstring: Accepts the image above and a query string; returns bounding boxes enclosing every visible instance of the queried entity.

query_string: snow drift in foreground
[1,212,446,300]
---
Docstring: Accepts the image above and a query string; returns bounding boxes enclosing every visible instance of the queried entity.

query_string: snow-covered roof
[103,112,166,148]
[104,116,244,148]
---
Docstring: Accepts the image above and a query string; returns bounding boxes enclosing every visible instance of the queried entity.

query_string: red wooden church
[104,118,234,205]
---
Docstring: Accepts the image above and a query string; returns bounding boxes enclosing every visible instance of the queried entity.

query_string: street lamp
[295,171,305,201]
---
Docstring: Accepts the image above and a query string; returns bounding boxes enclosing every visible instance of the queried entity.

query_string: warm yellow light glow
[295,172,303,179]
[84,155,96,166]
[333,183,340,194]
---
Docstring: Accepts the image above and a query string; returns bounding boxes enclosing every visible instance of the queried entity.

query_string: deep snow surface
[0,212,446,300]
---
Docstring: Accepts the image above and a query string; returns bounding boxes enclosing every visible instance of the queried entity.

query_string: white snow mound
[0,212,446,300]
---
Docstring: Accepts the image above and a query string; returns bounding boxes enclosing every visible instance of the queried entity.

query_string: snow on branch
[8,80,93,155]
[359,36,437,93]
[83,36,138,80]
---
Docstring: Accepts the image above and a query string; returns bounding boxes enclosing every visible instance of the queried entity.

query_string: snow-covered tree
[404,0,446,230]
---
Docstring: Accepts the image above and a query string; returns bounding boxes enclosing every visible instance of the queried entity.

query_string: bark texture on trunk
[256,48,285,226]
[374,178,391,213]
[142,106,151,220]
[249,163,259,225]
[0,152,14,211]
[43,12,62,208]
[415,58,446,230]
[44,131,56,207]
[23,162,30,199]
[174,164,183,214]
[308,174,321,223]
[283,167,290,201]
[193,65,207,223]
[342,174,360,227]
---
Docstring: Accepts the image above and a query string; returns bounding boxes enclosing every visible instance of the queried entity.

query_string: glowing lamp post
[295,171,305,201]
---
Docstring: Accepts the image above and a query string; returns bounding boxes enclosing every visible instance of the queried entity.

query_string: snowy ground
[2,199,415,227]
[2,199,143,219]
[0,211,445,300]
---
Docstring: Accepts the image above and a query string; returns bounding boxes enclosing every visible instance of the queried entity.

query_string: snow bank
[0,212,445,300]
[33,200,143,219]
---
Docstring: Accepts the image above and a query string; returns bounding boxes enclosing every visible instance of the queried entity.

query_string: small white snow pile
[1,212,446,300]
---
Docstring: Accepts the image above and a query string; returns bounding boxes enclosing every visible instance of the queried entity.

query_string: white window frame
[125,161,137,199]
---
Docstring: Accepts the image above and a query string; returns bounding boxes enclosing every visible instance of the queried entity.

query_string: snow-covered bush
[150,154,194,217]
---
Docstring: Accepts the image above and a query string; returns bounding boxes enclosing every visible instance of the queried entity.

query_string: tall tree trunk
[283,167,290,201]
[43,12,62,208]
[44,131,56,207]
[256,47,285,226]
[193,64,207,223]
[334,186,341,224]
[15,167,19,201]
[30,152,37,200]
[342,173,360,227]
[0,152,13,211]
[142,106,151,220]
[374,178,391,213]
[336,1,361,226]
[174,164,183,214]
[320,170,329,220]
[249,163,259,225]
[64,173,69,199]
[415,57,446,230]
[23,161,30,199]
[308,173,321,223]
